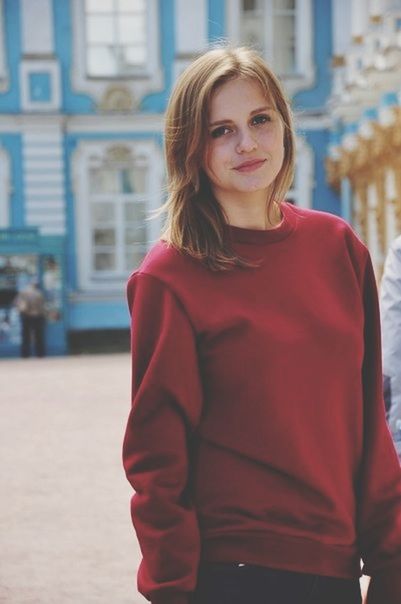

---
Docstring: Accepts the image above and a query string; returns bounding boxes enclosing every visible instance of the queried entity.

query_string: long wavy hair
[161,46,295,271]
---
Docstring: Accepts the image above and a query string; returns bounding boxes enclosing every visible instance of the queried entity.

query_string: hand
[360,575,370,603]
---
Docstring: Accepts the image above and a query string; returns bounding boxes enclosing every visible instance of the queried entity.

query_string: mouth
[234,159,266,173]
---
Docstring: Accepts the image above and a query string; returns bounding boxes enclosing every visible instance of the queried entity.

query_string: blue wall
[303,129,341,215]
[52,0,93,113]
[293,0,332,110]
[208,0,225,41]
[141,0,175,112]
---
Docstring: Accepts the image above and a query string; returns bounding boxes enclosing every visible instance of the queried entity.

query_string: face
[203,77,285,209]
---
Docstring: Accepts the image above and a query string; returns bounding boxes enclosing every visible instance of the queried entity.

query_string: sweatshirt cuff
[151,594,189,604]
[367,567,401,604]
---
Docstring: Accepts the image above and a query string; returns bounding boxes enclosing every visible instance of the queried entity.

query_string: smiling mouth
[234,159,266,173]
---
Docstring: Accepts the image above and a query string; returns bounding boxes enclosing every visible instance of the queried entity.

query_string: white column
[21,0,54,55]
[386,169,398,245]
[0,146,10,227]
[174,0,208,80]
[175,0,207,55]
[351,0,368,38]
[367,182,381,269]
[369,0,384,16]
[332,0,351,56]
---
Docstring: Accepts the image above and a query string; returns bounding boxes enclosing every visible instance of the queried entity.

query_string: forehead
[208,78,275,117]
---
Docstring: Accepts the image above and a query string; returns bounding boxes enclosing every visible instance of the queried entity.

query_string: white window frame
[226,0,315,96]
[0,0,9,92]
[72,139,164,292]
[0,145,11,227]
[71,0,163,106]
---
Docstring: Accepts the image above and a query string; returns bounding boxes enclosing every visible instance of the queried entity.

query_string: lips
[234,159,266,172]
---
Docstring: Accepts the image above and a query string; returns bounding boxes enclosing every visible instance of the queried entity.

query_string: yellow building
[327,2,401,277]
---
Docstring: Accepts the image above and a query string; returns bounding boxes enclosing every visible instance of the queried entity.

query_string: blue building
[0,0,337,356]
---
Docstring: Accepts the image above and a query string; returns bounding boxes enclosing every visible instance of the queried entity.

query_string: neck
[225,200,282,230]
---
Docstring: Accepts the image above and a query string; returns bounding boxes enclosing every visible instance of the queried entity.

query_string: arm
[356,253,401,603]
[380,238,401,457]
[123,272,203,604]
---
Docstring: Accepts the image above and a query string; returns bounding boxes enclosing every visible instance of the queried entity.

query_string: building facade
[327,0,401,277]
[0,0,337,356]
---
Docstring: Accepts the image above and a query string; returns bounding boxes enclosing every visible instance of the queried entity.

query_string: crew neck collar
[224,201,297,245]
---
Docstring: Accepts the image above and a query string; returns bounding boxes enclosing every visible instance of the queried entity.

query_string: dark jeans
[21,315,45,358]
[191,563,362,604]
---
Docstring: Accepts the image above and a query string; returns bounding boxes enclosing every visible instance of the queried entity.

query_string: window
[241,0,296,75]
[85,0,147,77]
[73,140,164,291]
[72,0,162,105]
[227,0,314,94]
[88,152,148,277]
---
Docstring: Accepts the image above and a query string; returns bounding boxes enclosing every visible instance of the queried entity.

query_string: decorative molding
[22,126,66,235]
[332,55,346,68]
[369,15,383,25]
[0,113,164,134]
[20,59,61,112]
[98,85,137,113]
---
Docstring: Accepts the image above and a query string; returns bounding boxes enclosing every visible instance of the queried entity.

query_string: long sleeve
[380,237,401,458]
[122,271,203,604]
[356,253,401,603]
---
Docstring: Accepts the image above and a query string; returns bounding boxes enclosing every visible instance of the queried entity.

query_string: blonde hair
[161,45,295,271]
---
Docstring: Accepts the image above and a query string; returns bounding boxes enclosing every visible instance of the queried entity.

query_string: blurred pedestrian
[123,46,401,604]
[15,280,46,358]
[380,234,401,458]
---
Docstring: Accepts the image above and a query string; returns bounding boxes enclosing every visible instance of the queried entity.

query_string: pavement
[0,353,370,603]
[0,353,146,604]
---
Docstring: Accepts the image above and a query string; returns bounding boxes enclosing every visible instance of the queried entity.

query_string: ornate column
[353,179,369,242]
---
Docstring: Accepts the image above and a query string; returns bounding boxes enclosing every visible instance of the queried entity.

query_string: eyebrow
[208,105,274,128]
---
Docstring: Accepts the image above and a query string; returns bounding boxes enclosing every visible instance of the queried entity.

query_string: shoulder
[126,239,202,295]
[288,203,368,258]
[289,203,357,236]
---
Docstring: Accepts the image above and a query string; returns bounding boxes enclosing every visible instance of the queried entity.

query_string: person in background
[122,46,401,604]
[380,234,401,459]
[15,280,46,358]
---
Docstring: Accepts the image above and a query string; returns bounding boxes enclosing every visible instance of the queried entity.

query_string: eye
[210,125,231,139]
[251,113,272,126]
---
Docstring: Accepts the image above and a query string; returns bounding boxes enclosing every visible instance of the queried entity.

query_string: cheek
[203,144,227,177]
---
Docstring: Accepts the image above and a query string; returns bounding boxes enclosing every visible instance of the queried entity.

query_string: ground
[0,353,370,603]
[0,353,145,604]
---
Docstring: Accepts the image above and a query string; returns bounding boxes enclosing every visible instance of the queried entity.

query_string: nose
[236,128,257,153]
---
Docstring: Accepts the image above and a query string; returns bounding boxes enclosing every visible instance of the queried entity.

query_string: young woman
[122,46,401,604]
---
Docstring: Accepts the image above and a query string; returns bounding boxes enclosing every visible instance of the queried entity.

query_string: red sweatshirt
[123,202,401,604]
